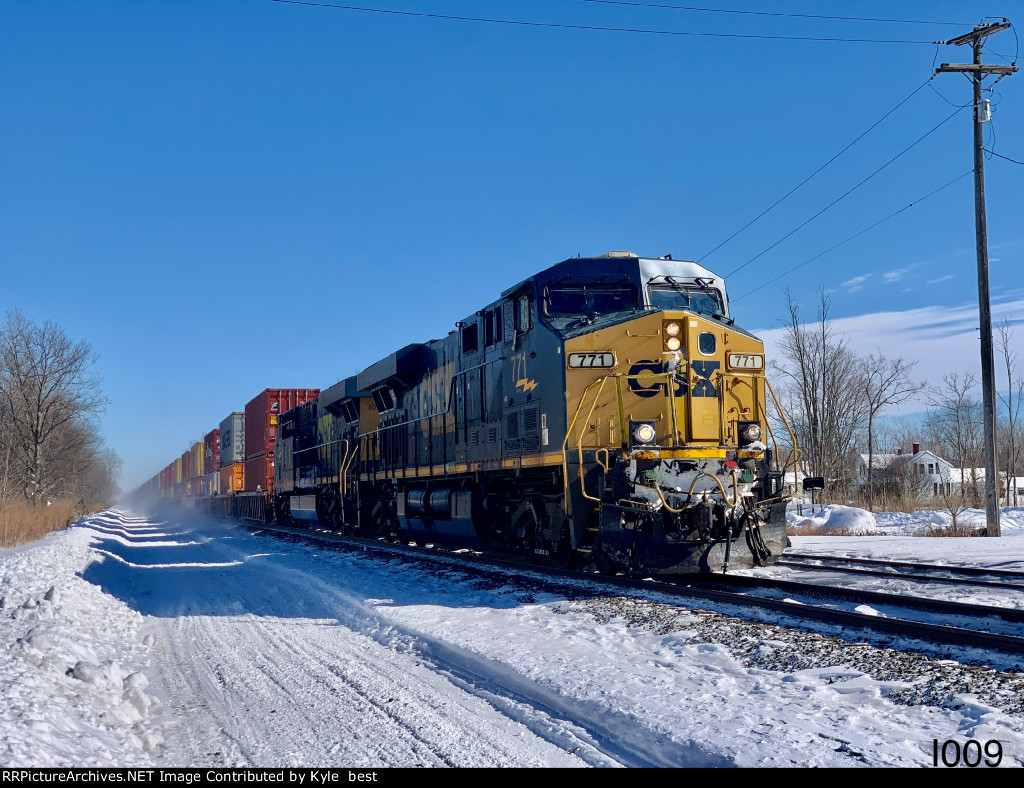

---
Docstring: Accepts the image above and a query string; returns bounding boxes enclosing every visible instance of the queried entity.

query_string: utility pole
[935,21,1017,538]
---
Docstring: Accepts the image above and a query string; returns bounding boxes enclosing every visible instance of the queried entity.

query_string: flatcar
[264,251,795,574]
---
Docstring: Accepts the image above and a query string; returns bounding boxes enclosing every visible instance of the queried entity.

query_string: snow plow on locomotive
[268,251,795,574]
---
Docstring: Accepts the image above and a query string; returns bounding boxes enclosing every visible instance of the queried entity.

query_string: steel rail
[237,519,1024,659]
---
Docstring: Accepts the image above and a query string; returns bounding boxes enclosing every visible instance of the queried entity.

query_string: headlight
[665,336,681,352]
[740,423,762,443]
[632,423,656,445]
[664,321,681,337]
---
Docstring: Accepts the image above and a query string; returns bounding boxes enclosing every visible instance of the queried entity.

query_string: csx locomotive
[266,251,794,574]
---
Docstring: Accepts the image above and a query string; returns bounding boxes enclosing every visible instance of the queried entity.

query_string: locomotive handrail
[561,366,796,519]
[562,375,614,508]
[355,356,509,476]
[761,376,801,492]
[336,439,350,497]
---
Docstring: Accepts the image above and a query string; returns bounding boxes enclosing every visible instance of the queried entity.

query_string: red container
[244,388,319,461]
[244,453,274,493]
[181,450,192,482]
[204,429,221,474]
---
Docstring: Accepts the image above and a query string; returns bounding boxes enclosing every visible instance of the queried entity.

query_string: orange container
[219,462,244,493]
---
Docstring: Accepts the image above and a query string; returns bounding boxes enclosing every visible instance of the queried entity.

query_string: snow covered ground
[1,505,1023,768]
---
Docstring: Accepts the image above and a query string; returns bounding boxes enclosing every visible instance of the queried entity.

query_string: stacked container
[219,462,244,494]
[220,412,245,494]
[191,441,204,479]
[204,429,221,497]
[243,389,319,492]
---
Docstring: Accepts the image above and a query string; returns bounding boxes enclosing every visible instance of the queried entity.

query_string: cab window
[648,285,724,317]
[544,283,638,317]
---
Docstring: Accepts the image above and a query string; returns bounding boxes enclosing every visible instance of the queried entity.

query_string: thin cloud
[756,296,1024,403]
[883,262,925,284]
[842,274,871,293]
[927,274,954,284]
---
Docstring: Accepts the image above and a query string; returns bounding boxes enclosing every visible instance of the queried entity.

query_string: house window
[928,463,934,474]
[934,482,939,496]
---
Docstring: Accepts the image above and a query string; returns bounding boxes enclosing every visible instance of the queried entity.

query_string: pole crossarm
[940,21,1011,46]
[935,63,1018,75]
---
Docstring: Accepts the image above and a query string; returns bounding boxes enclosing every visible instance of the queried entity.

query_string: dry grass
[912,522,987,538]
[786,523,860,537]
[0,500,78,548]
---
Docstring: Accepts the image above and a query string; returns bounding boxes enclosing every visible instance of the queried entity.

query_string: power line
[698,78,932,264]
[266,0,940,44]
[722,101,970,278]
[731,170,973,302]
[985,148,1024,165]
[579,1,970,27]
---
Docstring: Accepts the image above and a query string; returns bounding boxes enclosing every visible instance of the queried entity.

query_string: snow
[1,506,1023,768]
[788,503,879,533]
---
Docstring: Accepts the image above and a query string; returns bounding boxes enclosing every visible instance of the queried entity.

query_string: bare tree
[997,320,1024,506]
[772,290,867,495]
[0,310,109,505]
[924,373,984,508]
[861,352,925,509]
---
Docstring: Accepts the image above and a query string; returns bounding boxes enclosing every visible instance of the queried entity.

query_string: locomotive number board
[727,353,765,370]
[567,352,615,368]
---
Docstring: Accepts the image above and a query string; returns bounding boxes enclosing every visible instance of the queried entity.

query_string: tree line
[771,291,1022,515]
[0,309,121,511]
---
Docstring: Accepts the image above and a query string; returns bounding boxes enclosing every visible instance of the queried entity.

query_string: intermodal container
[204,429,221,474]
[219,462,244,494]
[245,389,319,461]
[181,450,191,482]
[220,412,245,466]
[243,453,273,493]
[204,471,220,496]
[175,457,183,484]
[191,441,204,479]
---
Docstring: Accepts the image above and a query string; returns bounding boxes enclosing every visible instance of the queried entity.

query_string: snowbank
[787,504,877,534]
[0,509,163,766]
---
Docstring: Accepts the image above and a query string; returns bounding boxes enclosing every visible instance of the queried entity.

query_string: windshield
[648,285,725,317]
[544,283,638,317]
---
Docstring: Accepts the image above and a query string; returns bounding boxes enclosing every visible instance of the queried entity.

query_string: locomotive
[141,251,794,574]
[265,251,794,574]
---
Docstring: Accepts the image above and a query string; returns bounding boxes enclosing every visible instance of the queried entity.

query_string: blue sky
[2,1,1021,491]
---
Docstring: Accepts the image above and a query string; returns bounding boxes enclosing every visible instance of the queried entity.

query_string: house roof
[858,449,952,470]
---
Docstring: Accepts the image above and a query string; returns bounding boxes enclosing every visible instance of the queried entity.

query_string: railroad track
[237,519,1024,664]
[776,552,1024,592]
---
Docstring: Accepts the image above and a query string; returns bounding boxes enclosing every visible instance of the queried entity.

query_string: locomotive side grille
[505,412,519,439]
[488,427,497,444]
[505,411,521,455]
[523,408,538,437]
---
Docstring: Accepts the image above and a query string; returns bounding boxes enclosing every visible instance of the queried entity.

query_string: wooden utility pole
[935,21,1017,537]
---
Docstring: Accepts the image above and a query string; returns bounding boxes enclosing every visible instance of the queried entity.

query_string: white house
[857,443,954,498]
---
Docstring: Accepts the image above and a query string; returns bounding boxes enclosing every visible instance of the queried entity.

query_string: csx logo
[627,360,720,398]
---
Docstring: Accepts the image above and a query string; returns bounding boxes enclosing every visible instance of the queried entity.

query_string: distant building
[857,443,954,498]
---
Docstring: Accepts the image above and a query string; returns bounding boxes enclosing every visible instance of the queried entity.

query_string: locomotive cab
[544,253,791,573]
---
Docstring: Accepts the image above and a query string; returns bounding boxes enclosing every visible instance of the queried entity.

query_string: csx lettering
[690,361,720,398]
[627,360,719,398]
[627,361,686,398]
